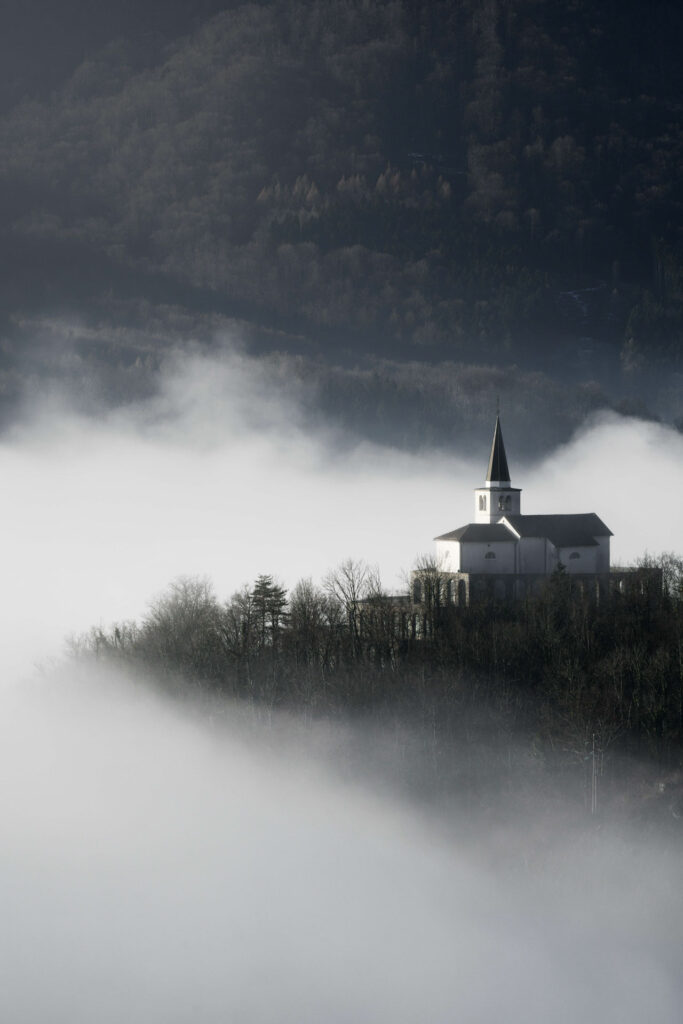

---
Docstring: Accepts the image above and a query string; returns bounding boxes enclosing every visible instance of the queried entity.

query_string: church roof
[435,523,517,543]
[486,416,510,483]
[503,513,613,547]
[436,514,612,547]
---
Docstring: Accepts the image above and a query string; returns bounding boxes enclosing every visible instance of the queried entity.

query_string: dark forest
[0,1,681,445]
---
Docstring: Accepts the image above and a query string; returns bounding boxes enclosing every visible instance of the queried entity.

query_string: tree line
[73,554,683,777]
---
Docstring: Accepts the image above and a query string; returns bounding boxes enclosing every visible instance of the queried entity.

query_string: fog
[2,342,682,678]
[1,343,682,1020]
[2,665,681,1023]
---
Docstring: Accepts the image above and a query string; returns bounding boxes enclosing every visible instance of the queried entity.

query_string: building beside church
[416,417,614,605]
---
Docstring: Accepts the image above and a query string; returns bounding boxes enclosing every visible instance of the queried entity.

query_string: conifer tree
[251,574,288,649]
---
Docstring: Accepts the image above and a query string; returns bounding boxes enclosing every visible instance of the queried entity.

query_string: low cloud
[1,341,681,678]
[1,343,682,1021]
[1,664,681,1023]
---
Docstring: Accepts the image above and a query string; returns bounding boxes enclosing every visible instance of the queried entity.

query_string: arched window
[498,495,505,510]
[413,579,422,603]
[505,495,512,510]
[569,552,580,560]
[485,551,496,559]
[479,495,487,511]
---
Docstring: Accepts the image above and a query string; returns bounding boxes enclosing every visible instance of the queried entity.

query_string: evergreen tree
[251,574,288,650]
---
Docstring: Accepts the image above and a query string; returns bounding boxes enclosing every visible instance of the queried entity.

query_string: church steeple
[474,416,521,523]
[486,416,511,485]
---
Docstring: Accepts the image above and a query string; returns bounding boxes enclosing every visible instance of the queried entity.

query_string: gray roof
[436,513,612,548]
[486,417,511,483]
[435,523,517,543]
[503,514,612,547]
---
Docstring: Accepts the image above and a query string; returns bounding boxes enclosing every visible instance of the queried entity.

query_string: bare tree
[637,551,683,602]
[221,584,258,687]
[323,558,374,658]
[410,553,453,638]
[140,576,224,684]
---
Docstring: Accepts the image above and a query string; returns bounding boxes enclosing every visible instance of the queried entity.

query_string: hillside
[0,0,681,439]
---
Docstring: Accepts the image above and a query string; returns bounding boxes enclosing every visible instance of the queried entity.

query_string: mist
[2,342,682,1020]
[2,341,682,679]
[2,664,681,1023]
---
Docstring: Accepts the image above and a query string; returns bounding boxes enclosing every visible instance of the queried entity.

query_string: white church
[424,417,613,604]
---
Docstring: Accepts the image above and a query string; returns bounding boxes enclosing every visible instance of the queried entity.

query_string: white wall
[474,487,521,524]
[460,541,516,574]
[557,537,610,574]
[436,540,461,572]
[437,535,611,578]
[558,546,598,573]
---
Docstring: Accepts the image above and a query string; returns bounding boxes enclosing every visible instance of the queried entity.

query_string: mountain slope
[0,0,681,432]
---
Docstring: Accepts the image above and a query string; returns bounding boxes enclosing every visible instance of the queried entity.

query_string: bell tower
[474,417,522,523]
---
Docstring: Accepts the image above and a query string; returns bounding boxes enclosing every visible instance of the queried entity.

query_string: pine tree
[251,574,288,649]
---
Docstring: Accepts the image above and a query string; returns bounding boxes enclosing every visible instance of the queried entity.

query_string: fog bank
[2,344,682,1020]
[1,665,681,1023]
[2,343,682,678]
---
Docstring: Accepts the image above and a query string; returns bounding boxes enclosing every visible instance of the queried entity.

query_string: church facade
[417,418,614,605]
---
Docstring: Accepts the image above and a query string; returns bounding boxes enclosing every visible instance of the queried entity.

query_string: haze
[0,343,680,1021]
[1,664,681,1023]
[2,342,682,679]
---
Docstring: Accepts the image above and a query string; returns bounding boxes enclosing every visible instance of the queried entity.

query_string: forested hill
[0,1,681,438]
[75,558,683,821]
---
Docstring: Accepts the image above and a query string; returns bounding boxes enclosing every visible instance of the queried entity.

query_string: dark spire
[486,416,511,483]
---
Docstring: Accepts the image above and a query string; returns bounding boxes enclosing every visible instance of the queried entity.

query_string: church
[424,417,613,605]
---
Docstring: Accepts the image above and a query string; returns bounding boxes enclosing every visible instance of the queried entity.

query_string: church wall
[460,541,516,574]
[408,568,635,612]
[517,537,547,573]
[474,487,521,524]
[545,543,561,573]
[558,545,599,573]
[435,540,460,572]
[438,535,610,578]
[596,535,610,572]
